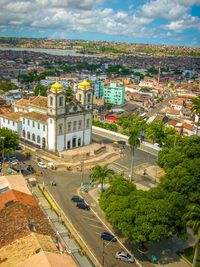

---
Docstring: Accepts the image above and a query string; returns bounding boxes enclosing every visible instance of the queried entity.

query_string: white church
[0,80,93,153]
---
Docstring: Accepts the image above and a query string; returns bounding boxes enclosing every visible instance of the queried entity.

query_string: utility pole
[102,240,105,267]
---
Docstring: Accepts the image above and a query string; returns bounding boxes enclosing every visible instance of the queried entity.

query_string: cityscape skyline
[0,0,200,47]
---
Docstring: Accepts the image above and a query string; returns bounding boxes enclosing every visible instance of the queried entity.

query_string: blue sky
[0,0,200,47]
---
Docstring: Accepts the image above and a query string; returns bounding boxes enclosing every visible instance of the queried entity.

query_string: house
[168,98,185,110]
[0,174,78,267]
[182,122,196,136]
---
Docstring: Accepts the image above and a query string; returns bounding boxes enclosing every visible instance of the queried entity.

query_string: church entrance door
[72,137,76,148]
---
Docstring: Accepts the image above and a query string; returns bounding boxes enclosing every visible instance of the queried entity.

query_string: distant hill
[0,37,199,57]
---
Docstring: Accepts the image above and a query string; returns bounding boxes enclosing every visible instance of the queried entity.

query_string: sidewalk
[81,186,193,267]
[31,184,96,267]
[21,142,120,170]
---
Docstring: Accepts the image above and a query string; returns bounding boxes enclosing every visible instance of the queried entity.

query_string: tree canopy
[0,81,17,92]
[0,128,19,153]
[98,135,200,246]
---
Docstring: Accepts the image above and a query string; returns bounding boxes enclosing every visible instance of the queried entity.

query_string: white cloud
[0,0,199,40]
[164,15,200,32]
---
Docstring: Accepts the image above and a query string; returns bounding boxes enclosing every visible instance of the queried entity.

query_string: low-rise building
[103,82,125,105]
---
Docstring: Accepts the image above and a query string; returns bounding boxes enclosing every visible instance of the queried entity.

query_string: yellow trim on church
[50,81,63,93]
[79,80,91,90]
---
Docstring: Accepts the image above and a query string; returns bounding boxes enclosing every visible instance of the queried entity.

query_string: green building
[103,83,125,105]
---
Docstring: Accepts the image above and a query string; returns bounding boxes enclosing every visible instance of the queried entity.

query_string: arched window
[37,135,40,144]
[50,96,53,106]
[42,137,46,148]
[87,93,91,103]
[59,124,63,135]
[22,130,25,138]
[27,131,30,139]
[86,119,90,128]
[59,96,63,107]
[32,133,35,141]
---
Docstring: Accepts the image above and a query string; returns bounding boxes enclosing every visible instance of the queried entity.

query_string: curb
[38,184,101,267]
[78,188,143,267]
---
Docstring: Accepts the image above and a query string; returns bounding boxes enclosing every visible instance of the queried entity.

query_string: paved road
[14,135,157,267]
[17,157,137,267]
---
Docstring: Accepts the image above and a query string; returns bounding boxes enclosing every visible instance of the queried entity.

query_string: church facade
[0,80,93,153]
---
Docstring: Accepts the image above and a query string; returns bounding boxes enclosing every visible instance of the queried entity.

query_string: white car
[115,251,135,263]
[38,162,47,169]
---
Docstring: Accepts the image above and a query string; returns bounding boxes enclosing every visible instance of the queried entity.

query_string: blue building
[94,80,104,99]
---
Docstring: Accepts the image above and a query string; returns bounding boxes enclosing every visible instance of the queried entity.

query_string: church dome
[79,80,90,90]
[50,81,63,93]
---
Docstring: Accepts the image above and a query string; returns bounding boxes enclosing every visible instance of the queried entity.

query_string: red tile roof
[0,190,38,209]
[183,123,195,131]
[0,202,56,249]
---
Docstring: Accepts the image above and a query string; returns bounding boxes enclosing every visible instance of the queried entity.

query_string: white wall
[57,135,65,152]
[47,118,55,151]
[22,117,47,148]
[29,106,47,115]
[84,129,91,145]
[0,118,19,133]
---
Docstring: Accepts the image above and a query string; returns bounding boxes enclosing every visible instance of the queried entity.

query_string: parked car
[71,195,84,203]
[118,140,126,146]
[115,251,134,263]
[38,162,47,169]
[21,169,31,177]
[76,202,90,210]
[101,232,117,242]
[27,165,36,174]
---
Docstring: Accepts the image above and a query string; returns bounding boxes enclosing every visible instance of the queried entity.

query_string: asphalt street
[23,160,137,267]
[14,135,157,267]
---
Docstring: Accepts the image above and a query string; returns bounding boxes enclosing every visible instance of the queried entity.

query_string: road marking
[112,162,129,170]
[82,216,100,222]
[44,188,101,267]
[90,207,143,267]
[88,224,104,229]
[95,232,101,235]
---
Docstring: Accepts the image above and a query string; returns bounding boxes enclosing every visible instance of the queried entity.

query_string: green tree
[145,121,175,147]
[90,165,115,192]
[0,128,19,154]
[0,81,17,92]
[184,204,200,267]
[34,85,48,96]
[191,96,200,136]
[66,87,74,102]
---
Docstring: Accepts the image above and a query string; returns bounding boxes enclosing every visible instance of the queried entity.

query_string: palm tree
[184,204,200,267]
[191,96,200,136]
[90,165,115,192]
[128,126,140,181]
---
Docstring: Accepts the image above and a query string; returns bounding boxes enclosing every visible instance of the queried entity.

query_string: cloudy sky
[0,0,200,47]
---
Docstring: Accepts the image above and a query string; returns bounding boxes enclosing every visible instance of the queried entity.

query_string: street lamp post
[0,137,5,175]
[102,235,117,267]
[80,160,84,187]
[102,240,105,267]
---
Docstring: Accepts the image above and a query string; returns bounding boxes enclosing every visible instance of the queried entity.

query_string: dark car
[27,165,36,174]
[118,140,126,146]
[101,231,117,242]
[21,169,31,177]
[71,195,84,203]
[76,202,90,210]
